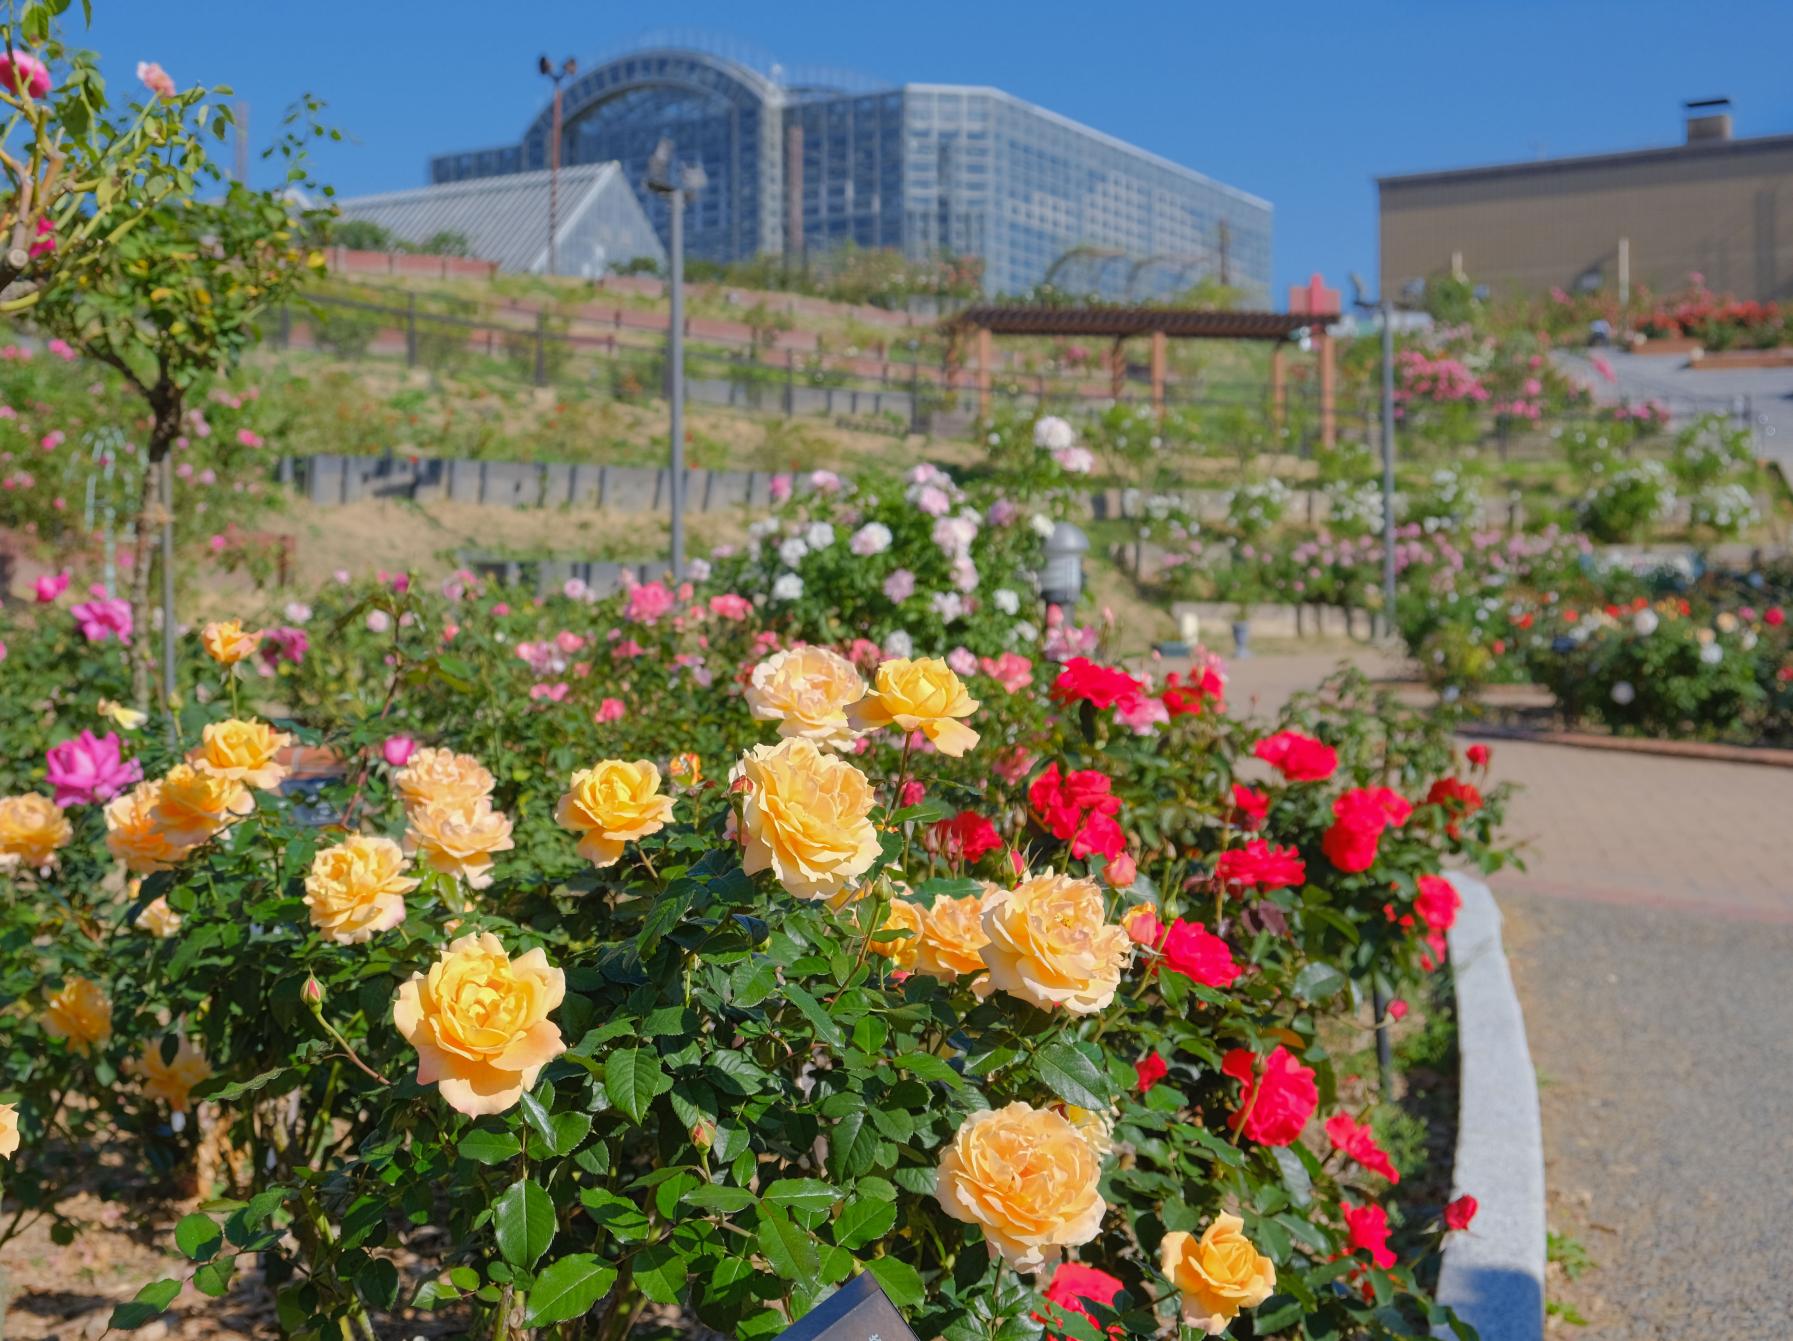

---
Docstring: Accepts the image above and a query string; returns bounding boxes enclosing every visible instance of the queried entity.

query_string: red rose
[1415,874,1461,933]
[1135,1052,1169,1093]
[1070,809,1126,862]
[1030,764,1121,841]
[1324,1113,1400,1183]
[1254,730,1338,782]
[1465,743,1491,768]
[1386,998,1409,1021]
[1035,1261,1125,1341]
[1215,839,1306,892]
[1162,666,1224,717]
[1426,776,1483,817]
[1051,657,1145,710]
[1230,783,1269,828]
[1160,918,1240,988]
[931,809,1003,863]
[1322,787,1413,873]
[1766,606,1786,628]
[1341,1201,1396,1269]
[1444,1194,1479,1231]
[1222,1045,1318,1146]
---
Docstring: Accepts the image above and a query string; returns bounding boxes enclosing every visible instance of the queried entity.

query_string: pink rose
[45,730,141,807]
[381,735,416,767]
[136,60,175,99]
[71,597,132,644]
[0,50,52,99]
[33,570,69,603]
[594,697,625,723]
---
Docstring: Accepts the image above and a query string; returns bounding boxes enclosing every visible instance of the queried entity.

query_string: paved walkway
[1217,648,1793,1339]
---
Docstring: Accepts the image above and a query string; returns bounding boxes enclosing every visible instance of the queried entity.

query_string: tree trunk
[129,393,182,710]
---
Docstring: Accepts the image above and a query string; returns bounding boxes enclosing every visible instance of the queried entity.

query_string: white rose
[885,629,914,659]
[805,522,836,550]
[850,522,893,556]
[1633,610,1659,636]
[772,573,804,602]
[688,557,712,581]
[778,537,810,567]
[994,588,1020,615]
[1030,514,1057,539]
[1033,415,1076,452]
[932,592,965,623]
[1611,681,1636,705]
[1699,643,1723,665]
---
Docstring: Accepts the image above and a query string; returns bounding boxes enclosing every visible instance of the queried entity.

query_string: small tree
[0,0,229,310]
[33,99,331,705]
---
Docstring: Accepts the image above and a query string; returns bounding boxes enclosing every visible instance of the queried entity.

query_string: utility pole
[647,139,706,582]
[1379,296,1397,636]
[538,56,577,276]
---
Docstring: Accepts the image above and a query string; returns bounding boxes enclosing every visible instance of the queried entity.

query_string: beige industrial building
[1378,102,1793,302]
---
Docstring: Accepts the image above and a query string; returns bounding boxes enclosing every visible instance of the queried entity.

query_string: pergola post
[1109,336,1126,402]
[1316,330,1336,450]
[1150,328,1168,422]
[976,325,992,419]
[1270,342,1288,428]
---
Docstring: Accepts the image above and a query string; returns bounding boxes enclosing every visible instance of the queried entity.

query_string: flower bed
[0,474,1505,1339]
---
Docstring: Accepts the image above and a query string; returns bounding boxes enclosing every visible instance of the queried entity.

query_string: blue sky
[83,1,1793,306]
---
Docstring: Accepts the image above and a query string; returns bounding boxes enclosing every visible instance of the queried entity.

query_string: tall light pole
[1350,272,1399,640]
[537,55,577,276]
[646,138,705,582]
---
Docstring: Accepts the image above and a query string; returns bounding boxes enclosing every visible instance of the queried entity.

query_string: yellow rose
[870,898,925,971]
[0,793,73,872]
[935,1102,1106,1274]
[394,747,496,818]
[1061,1104,1118,1159]
[393,932,566,1116]
[304,835,418,944]
[915,891,993,979]
[668,752,702,787]
[554,760,676,868]
[201,618,262,665]
[98,698,149,731]
[1160,1213,1277,1335]
[731,738,879,901]
[403,798,514,889]
[135,894,183,938]
[153,763,255,848]
[745,645,867,750]
[848,657,980,756]
[104,781,192,874]
[132,1037,212,1114]
[43,977,112,1052]
[188,717,292,790]
[979,874,1131,1015]
[0,1101,18,1159]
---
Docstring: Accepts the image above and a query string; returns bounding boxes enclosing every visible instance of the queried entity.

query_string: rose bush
[0,474,1508,1338]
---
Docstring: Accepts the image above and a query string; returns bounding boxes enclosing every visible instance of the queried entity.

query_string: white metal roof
[335,163,665,276]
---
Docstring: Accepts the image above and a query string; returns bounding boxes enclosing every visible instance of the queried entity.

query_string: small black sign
[771,1272,921,1341]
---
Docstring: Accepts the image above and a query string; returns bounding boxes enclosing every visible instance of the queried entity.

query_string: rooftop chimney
[1685,97,1733,144]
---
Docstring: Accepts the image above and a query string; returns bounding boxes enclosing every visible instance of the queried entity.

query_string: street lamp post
[1349,272,1399,641]
[537,56,577,276]
[645,138,706,582]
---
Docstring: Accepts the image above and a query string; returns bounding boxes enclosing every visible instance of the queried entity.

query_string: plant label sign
[772,1272,920,1341]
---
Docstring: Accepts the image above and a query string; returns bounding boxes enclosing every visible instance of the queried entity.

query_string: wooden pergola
[946,295,1341,446]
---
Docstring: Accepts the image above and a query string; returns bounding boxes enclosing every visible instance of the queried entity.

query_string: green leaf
[764,1179,839,1215]
[914,876,985,897]
[605,1047,668,1123]
[863,1255,924,1308]
[825,1112,879,1180]
[758,1207,819,1281]
[730,959,777,1007]
[782,982,846,1049]
[891,797,954,824]
[832,1197,897,1251]
[1292,961,1348,1003]
[174,1212,222,1261]
[632,1241,689,1304]
[356,1257,401,1310]
[525,1255,618,1326]
[459,1128,522,1165]
[494,1178,555,1269]
[191,1064,289,1102]
[682,1184,758,1215]
[192,1260,234,1298]
[892,1051,963,1087]
[580,1188,652,1242]
[110,1279,181,1330]
[1033,1041,1112,1111]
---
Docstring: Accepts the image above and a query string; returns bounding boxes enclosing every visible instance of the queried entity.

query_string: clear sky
[82,0,1793,306]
